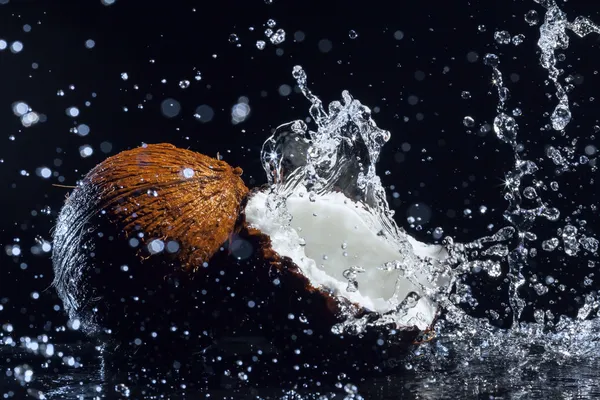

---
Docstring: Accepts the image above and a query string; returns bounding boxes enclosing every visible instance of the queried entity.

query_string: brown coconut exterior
[83,143,249,270]
[52,143,248,337]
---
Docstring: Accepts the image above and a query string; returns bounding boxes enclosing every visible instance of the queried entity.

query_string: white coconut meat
[245,185,449,331]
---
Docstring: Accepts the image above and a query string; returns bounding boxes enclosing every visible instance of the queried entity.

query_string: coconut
[52,143,249,337]
[52,142,448,371]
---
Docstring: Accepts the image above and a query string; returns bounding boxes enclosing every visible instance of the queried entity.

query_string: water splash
[259,66,453,333]
[261,66,408,243]
[410,0,600,375]
[263,67,392,216]
[258,0,600,365]
[569,16,600,38]
[449,1,600,331]
[535,0,572,131]
[535,1,600,132]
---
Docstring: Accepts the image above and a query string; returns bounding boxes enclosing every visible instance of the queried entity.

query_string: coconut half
[245,184,449,331]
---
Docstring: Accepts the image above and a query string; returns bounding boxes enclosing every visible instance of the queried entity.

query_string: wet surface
[2,338,600,399]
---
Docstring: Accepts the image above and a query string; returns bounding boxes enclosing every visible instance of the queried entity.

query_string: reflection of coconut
[52,143,447,367]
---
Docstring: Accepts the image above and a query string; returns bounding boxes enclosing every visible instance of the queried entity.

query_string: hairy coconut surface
[82,143,248,269]
[245,186,448,331]
[52,143,248,332]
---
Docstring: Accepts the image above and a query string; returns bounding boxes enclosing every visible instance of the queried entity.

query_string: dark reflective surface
[2,338,600,399]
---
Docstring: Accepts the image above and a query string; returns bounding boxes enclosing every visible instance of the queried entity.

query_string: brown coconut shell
[84,143,249,270]
[52,143,248,337]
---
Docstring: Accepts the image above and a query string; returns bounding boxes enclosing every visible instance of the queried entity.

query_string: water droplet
[494,30,511,45]
[534,283,549,296]
[534,309,545,323]
[160,98,181,118]
[483,53,500,67]
[580,236,599,253]
[10,41,23,53]
[463,116,475,127]
[525,10,539,26]
[523,186,537,199]
[493,113,517,143]
[269,28,286,45]
[512,34,525,45]
[551,104,571,131]
[115,384,131,397]
[13,365,34,383]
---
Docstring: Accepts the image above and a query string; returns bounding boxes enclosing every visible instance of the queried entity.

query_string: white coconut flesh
[244,186,448,330]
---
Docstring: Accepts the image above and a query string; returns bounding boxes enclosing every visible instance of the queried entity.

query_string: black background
[1,0,599,338]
